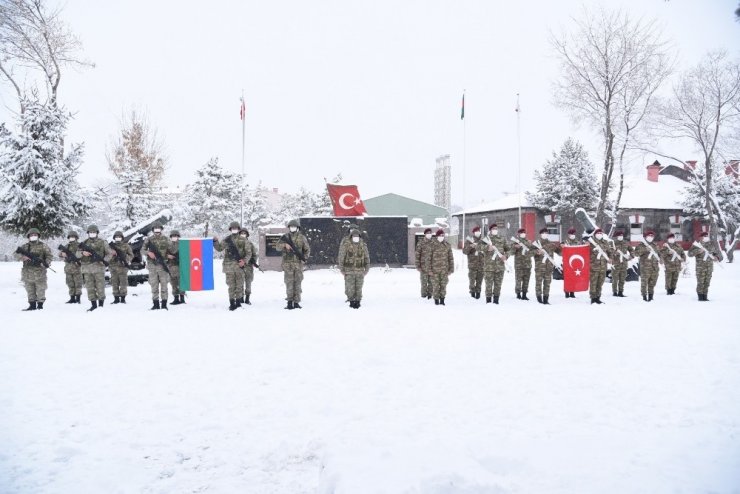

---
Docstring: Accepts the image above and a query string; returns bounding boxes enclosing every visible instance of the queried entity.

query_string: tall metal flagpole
[462,90,466,253]
[240,90,246,226]
[516,93,522,228]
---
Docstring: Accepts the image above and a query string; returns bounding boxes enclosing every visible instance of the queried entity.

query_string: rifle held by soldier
[281,233,307,263]
[249,254,264,273]
[78,242,110,267]
[16,246,56,272]
[108,242,131,268]
[146,242,171,275]
[57,244,81,266]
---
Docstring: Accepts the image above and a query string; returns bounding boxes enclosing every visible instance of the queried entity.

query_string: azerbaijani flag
[179,238,214,291]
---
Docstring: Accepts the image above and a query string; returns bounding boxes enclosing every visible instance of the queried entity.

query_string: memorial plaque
[264,234,284,257]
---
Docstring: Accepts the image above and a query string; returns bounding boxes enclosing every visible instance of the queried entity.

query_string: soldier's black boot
[170,295,180,305]
[516,292,521,299]
[543,296,550,305]
[37,301,44,309]
[180,293,186,304]
[230,299,238,311]
[87,300,98,312]
[701,293,708,302]
[150,300,160,310]
[642,294,648,302]
[434,299,440,305]
[613,291,618,296]
[113,296,121,304]
[293,302,302,309]
[356,300,361,308]
[618,291,625,297]
[421,294,427,299]
[427,294,432,300]
[475,292,481,299]
[285,301,294,310]
[161,300,168,310]
[76,294,82,303]
[570,292,576,298]
[493,296,499,304]
[121,295,126,304]
[244,293,251,305]
[521,292,530,301]
[648,293,654,302]
[470,291,475,298]
[98,299,104,308]
[536,295,543,304]
[486,296,492,304]
[440,298,445,305]
[66,296,75,304]
[23,301,37,311]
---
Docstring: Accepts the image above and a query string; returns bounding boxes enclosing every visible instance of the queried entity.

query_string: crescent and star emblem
[338,193,356,210]
[191,258,202,271]
[568,254,585,276]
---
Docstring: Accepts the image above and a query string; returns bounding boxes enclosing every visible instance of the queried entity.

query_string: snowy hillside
[1,255,739,493]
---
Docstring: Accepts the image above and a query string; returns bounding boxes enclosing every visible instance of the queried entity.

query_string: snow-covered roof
[619,174,687,210]
[455,193,533,215]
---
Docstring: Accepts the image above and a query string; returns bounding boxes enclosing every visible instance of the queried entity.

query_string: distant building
[363,193,448,226]
[434,154,451,212]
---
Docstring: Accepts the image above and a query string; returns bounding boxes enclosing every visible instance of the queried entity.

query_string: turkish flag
[562,245,590,292]
[326,184,368,216]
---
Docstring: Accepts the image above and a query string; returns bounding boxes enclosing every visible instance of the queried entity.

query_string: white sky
[1,0,738,208]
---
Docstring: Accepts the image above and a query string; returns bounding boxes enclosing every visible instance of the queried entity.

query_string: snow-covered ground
[1,254,739,493]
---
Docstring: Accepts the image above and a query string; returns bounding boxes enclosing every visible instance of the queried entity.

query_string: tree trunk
[596,130,615,226]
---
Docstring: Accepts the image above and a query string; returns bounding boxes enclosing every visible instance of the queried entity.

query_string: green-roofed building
[363,193,448,225]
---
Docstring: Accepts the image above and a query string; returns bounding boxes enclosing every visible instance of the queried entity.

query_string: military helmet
[229,221,240,230]
[113,231,124,239]
[288,219,300,228]
[87,224,99,233]
[239,228,249,236]
[26,227,40,237]
[151,221,163,230]
[67,230,79,239]
[350,229,361,237]
[170,230,181,237]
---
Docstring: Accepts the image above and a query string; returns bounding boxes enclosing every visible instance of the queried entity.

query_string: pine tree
[527,138,599,216]
[185,157,241,237]
[0,98,89,237]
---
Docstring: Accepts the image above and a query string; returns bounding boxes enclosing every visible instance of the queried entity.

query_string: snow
[2,254,740,493]
[618,175,686,210]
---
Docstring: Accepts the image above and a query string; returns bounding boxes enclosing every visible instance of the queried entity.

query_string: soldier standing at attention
[78,224,110,312]
[511,227,533,300]
[633,230,662,302]
[688,231,721,301]
[430,229,454,305]
[276,219,310,310]
[610,230,633,297]
[17,228,53,311]
[415,228,434,300]
[483,224,509,304]
[240,228,258,305]
[214,221,251,311]
[337,228,370,308]
[109,230,134,304]
[563,227,581,299]
[533,227,561,305]
[60,231,82,304]
[588,228,612,305]
[660,233,686,295]
[167,230,186,305]
[143,222,175,310]
[462,226,484,299]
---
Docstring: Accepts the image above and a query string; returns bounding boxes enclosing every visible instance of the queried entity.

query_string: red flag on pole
[240,97,246,121]
[326,184,368,216]
[562,245,590,292]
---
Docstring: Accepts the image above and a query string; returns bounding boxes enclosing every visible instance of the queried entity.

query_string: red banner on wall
[562,245,590,292]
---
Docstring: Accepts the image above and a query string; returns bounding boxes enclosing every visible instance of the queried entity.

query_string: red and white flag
[326,184,367,216]
[562,245,590,292]
[240,97,246,121]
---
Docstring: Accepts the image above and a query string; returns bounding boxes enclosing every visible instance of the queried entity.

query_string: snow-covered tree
[242,185,275,233]
[275,187,323,223]
[527,138,599,217]
[184,157,241,237]
[0,98,89,237]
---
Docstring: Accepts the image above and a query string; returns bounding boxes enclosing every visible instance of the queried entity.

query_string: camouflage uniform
[588,236,613,302]
[511,236,533,299]
[241,230,258,304]
[337,230,370,308]
[17,229,53,310]
[60,233,83,303]
[414,234,434,298]
[167,231,185,305]
[144,226,175,308]
[532,237,561,302]
[483,233,509,303]
[462,236,484,298]
[660,241,686,294]
[688,239,720,300]
[610,239,633,296]
[214,222,252,309]
[78,226,110,309]
[562,235,582,298]
[109,232,134,301]
[633,240,662,300]
[276,220,310,309]
[429,236,454,304]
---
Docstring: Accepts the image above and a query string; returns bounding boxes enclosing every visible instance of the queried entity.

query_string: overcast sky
[1,0,738,208]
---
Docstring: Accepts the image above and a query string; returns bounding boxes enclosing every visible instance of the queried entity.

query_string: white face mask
[231,229,239,235]
[568,234,576,240]
[68,238,76,242]
[240,234,247,238]
[152,229,162,235]
[425,233,432,240]
[474,231,481,238]
[289,227,298,233]
[170,237,179,242]
[519,233,526,239]
[29,235,39,242]
[88,232,98,238]
[646,236,654,243]
[352,237,359,243]
[702,236,710,243]
[437,236,444,242]
[668,238,675,244]
[540,233,548,239]
[616,236,624,241]
[114,237,123,242]
[595,234,603,240]
[491,229,498,236]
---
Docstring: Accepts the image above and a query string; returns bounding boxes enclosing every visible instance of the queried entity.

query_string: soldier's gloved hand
[167,254,174,259]
[22,256,31,261]
[111,251,117,256]
[82,251,92,257]
[60,252,66,258]
[147,252,156,259]
[238,259,246,267]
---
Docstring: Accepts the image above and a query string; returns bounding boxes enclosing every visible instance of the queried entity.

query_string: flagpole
[516,93,522,228]
[240,89,246,227]
[462,90,466,256]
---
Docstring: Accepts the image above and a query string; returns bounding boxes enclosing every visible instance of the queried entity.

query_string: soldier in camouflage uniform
[109,231,133,304]
[240,228,259,305]
[633,230,662,302]
[511,227,533,300]
[143,222,175,310]
[532,227,561,304]
[462,226,484,299]
[688,231,721,301]
[562,227,581,298]
[415,228,434,299]
[59,231,83,304]
[610,230,633,297]
[429,229,454,305]
[660,233,686,295]
[337,229,370,308]
[276,219,310,309]
[482,223,509,304]
[167,230,185,305]
[77,224,111,311]
[214,221,252,311]
[588,228,613,304]
[16,228,53,311]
